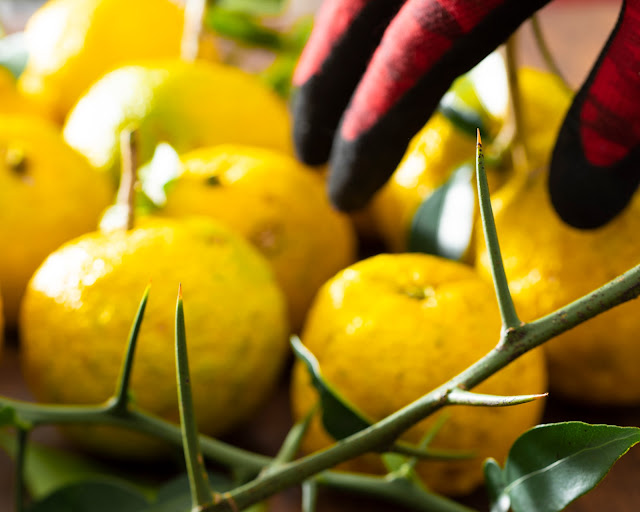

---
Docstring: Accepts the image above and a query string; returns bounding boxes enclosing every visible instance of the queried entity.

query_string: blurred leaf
[260,53,298,98]
[284,15,314,53]
[27,481,149,512]
[207,7,284,50]
[0,431,156,501]
[148,472,265,512]
[408,162,476,261]
[290,336,371,441]
[0,32,28,78]
[483,458,509,512]
[0,405,23,428]
[487,422,640,512]
[439,52,507,141]
[291,337,474,463]
[214,0,287,16]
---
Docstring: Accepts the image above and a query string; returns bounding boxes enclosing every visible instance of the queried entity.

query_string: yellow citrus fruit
[160,145,357,332]
[371,111,476,253]
[20,217,289,457]
[515,67,573,171]
[0,115,112,326]
[0,67,44,118]
[291,253,547,496]
[476,168,640,405]
[18,0,218,123]
[63,60,293,185]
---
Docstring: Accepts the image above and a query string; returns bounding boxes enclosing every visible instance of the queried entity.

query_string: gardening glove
[292,0,640,229]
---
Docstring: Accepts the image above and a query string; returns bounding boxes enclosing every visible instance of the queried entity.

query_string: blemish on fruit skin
[249,222,283,256]
[205,175,221,186]
[6,146,28,174]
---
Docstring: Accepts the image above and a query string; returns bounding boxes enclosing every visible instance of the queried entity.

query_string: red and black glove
[292,0,640,229]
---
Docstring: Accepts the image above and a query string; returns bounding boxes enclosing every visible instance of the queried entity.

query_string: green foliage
[0,432,156,501]
[207,7,284,50]
[214,0,287,16]
[26,481,149,512]
[408,162,476,260]
[484,422,640,512]
[290,335,371,441]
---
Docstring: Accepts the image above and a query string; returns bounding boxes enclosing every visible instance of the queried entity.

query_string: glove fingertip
[549,137,640,229]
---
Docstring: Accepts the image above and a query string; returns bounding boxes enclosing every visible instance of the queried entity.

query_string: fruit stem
[181,0,207,61]
[117,129,138,231]
[504,34,530,173]
[476,130,521,331]
[175,286,215,508]
[530,14,572,91]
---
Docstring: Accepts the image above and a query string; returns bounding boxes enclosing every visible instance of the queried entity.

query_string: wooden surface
[2,1,638,511]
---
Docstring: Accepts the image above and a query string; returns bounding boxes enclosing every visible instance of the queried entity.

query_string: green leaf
[291,337,473,463]
[206,7,285,50]
[147,472,229,511]
[0,405,21,427]
[491,422,640,512]
[214,0,287,16]
[290,336,371,441]
[148,472,266,512]
[483,458,509,512]
[408,162,476,261]
[260,53,298,98]
[0,32,28,78]
[27,481,149,512]
[438,52,508,140]
[0,431,156,501]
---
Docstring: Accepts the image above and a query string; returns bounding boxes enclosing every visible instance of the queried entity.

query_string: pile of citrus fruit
[0,0,638,502]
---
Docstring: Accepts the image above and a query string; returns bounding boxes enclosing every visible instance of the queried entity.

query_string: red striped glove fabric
[292,0,640,229]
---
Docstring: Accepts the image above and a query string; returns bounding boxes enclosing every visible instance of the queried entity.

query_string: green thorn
[476,129,521,332]
[175,285,214,508]
[110,284,151,414]
[447,388,547,407]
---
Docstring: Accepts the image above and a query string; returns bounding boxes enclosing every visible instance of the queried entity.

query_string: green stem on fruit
[117,130,138,231]
[530,14,571,91]
[175,286,214,508]
[504,35,530,171]
[109,285,150,415]
[476,131,521,331]
[181,0,207,61]
[14,428,28,512]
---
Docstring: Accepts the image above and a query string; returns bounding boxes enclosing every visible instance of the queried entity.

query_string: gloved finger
[327,0,550,211]
[292,0,407,166]
[549,0,640,229]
